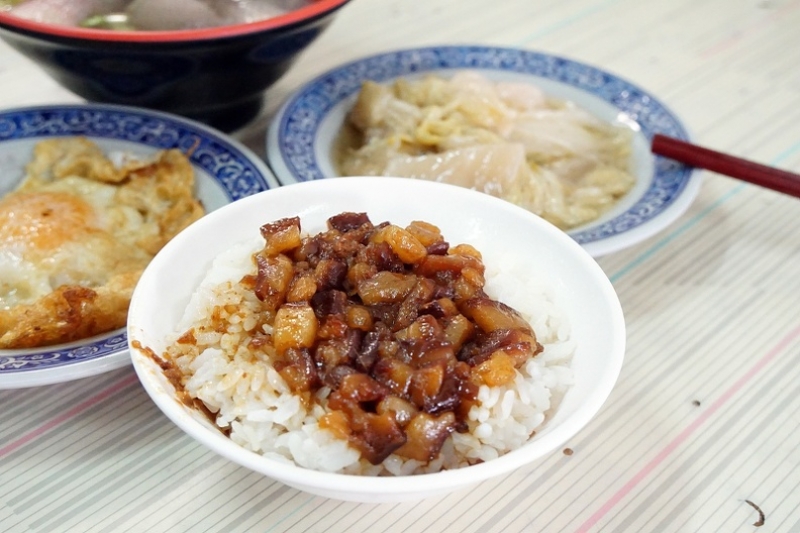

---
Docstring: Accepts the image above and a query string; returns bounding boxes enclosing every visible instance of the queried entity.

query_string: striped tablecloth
[2,0,800,531]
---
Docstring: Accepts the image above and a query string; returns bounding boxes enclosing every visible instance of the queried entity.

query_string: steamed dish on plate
[149,212,574,475]
[0,137,204,349]
[0,0,314,30]
[335,71,636,230]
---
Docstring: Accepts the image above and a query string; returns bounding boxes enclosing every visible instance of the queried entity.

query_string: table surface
[2,1,800,532]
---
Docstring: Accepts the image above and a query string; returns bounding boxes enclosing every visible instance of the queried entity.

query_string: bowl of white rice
[128,177,625,503]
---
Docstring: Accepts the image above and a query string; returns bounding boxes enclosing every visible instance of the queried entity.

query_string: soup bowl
[128,177,626,502]
[0,0,352,131]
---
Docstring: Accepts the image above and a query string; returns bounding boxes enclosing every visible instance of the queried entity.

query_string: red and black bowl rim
[0,0,350,42]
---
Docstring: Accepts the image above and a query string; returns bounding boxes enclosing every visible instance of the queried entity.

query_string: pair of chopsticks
[651,134,800,199]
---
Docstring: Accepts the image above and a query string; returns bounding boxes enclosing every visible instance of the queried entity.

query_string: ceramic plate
[266,45,700,257]
[0,104,278,389]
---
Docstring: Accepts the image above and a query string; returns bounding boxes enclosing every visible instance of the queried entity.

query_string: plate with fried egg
[0,104,278,388]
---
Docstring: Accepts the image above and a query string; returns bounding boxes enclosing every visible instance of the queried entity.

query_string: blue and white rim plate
[267,45,701,257]
[0,104,278,388]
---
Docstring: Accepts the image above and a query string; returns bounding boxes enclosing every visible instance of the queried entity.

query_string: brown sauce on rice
[165,212,545,465]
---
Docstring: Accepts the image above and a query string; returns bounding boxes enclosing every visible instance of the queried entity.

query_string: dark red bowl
[0,0,352,131]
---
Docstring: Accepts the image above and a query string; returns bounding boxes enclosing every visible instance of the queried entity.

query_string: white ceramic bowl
[267,45,701,257]
[0,103,278,389]
[128,177,625,502]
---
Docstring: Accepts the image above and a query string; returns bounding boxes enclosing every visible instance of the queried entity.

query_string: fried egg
[0,137,205,349]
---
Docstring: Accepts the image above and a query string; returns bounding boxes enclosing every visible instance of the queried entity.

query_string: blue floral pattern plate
[0,104,278,388]
[266,45,700,257]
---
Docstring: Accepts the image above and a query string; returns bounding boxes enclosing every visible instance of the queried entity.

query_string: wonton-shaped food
[337,72,636,230]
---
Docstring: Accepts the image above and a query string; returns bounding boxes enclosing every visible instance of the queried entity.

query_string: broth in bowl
[0,0,316,30]
[0,0,352,130]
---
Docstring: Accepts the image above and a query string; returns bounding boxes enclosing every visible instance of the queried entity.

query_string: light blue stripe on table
[517,0,622,42]
[772,139,800,165]
[609,184,745,283]
[263,494,316,533]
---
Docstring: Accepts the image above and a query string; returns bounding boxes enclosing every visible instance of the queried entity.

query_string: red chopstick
[651,134,800,199]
